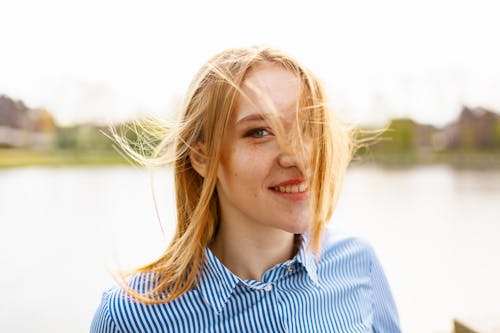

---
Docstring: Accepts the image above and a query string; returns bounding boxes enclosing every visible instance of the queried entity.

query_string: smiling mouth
[271,183,308,193]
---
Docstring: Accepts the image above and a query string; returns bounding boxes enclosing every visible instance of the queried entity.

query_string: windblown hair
[115,46,355,304]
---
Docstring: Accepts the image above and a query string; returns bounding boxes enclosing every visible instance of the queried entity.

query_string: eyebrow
[236,113,274,125]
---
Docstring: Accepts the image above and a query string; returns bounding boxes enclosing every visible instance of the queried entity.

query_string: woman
[91,46,401,332]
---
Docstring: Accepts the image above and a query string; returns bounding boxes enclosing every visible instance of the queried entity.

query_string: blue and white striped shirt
[91,230,400,332]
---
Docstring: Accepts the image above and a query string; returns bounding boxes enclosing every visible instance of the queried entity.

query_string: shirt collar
[295,233,319,287]
[197,233,319,314]
[197,247,240,314]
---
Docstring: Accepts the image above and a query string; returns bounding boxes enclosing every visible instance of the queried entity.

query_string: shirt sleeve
[368,246,401,333]
[90,291,120,333]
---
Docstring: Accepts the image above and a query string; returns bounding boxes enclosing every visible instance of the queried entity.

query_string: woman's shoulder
[317,228,379,274]
[101,272,156,303]
[91,273,163,333]
[315,229,401,332]
[321,227,376,255]
[92,272,208,333]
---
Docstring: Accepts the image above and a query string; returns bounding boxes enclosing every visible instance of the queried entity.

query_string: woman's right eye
[244,128,271,138]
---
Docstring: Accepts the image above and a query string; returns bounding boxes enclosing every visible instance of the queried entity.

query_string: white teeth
[274,183,308,193]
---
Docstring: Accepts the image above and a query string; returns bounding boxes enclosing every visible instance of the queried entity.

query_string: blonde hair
[115,46,355,304]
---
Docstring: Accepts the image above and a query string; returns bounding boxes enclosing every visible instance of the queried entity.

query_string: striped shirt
[91,230,400,332]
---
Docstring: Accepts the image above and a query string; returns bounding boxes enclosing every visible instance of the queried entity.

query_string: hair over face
[116,46,355,304]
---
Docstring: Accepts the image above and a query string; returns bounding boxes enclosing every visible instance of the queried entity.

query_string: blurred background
[1,0,499,332]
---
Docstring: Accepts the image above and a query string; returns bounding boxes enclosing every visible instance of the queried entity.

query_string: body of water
[1,165,499,333]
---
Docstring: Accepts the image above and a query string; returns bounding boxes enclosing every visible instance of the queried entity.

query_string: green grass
[0,149,130,168]
[2,148,500,169]
[354,151,500,168]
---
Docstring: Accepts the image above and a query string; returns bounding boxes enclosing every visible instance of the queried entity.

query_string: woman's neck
[209,222,298,281]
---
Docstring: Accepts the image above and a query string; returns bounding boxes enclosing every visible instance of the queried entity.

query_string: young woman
[91,46,401,332]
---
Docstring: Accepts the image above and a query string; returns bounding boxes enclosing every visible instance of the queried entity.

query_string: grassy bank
[0,149,129,168]
[1,148,500,169]
[354,151,500,168]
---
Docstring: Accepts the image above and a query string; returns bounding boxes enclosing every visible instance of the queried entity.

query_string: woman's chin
[283,220,310,234]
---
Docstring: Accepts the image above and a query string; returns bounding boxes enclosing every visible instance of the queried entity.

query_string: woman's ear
[189,143,207,178]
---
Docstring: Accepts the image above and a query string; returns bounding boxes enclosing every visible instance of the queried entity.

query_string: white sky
[1,0,499,126]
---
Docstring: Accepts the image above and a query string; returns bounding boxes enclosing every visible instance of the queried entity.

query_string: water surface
[1,165,499,333]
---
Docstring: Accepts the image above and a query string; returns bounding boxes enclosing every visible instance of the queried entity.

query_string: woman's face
[216,63,311,234]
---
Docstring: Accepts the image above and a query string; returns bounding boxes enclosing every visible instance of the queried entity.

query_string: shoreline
[1,148,500,169]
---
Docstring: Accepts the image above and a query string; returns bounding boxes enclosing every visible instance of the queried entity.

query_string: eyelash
[244,128,272,138]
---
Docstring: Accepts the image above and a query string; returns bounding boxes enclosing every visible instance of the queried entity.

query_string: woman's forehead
[235,64,302,122]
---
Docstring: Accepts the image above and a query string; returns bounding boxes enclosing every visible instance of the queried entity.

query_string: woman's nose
[278,150,298,168]
[277,145,304,169]
[276,126,311,170]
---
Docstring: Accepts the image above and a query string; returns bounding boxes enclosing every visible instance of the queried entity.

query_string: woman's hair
[115,46,355,304]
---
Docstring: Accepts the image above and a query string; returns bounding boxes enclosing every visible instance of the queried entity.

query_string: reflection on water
[0,165,499,333]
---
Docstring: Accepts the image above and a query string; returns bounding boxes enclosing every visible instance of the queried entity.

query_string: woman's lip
[270,179,305,187]
[269,189,309,202]
[268,179,309,202]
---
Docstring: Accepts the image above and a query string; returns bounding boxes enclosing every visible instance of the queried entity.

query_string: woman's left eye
[245,128,271,138]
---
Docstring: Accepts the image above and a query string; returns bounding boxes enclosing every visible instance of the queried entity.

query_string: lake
[1,165,499,332]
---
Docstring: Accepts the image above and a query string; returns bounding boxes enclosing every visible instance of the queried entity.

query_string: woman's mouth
[272,183,308,193]
[269,180,309,201]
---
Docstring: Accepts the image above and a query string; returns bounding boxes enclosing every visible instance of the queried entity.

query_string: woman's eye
[245,128,271,138]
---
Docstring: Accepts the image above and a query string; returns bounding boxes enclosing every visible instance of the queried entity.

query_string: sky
[1,0,499,127]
